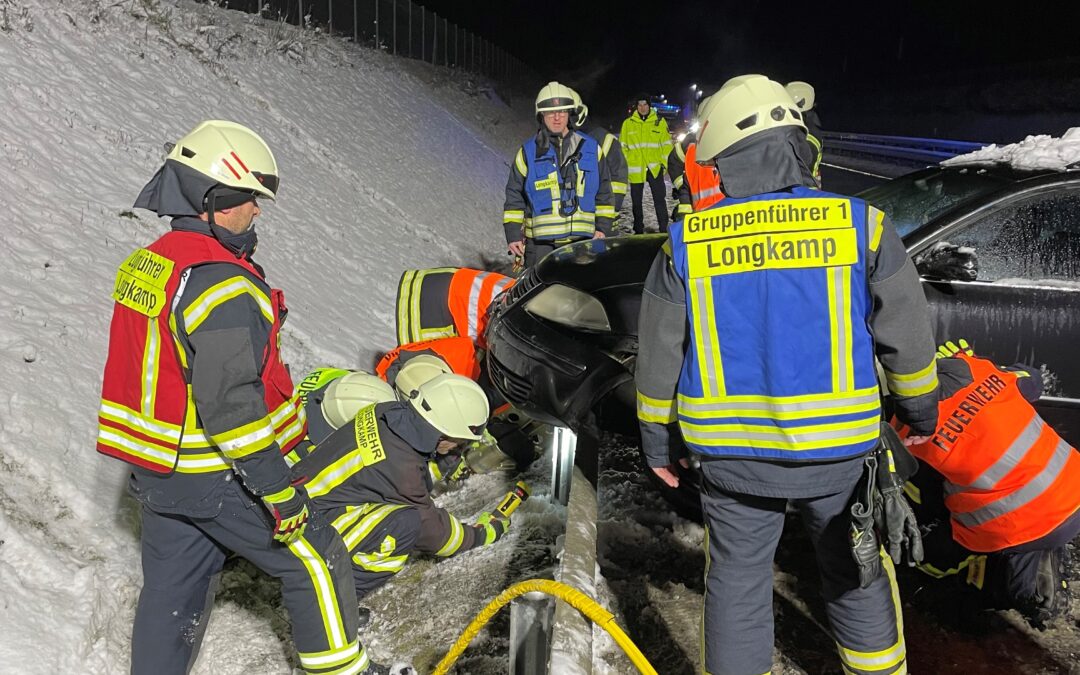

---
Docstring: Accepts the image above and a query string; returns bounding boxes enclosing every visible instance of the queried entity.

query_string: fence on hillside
[222,0,537,84]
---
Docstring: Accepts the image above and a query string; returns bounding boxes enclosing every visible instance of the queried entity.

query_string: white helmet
[568,87,589,127]
[166,120,279,200]
[535,81,578,123]
[784,81,816,112]
[409,373,490,441]
[394,354,453,399]
[696,74,805,163]
[322,371,396,428]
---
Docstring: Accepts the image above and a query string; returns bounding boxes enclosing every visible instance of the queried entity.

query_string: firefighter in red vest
[394,267,515,348]
[897,339,1080,626]
[97,121,382,674]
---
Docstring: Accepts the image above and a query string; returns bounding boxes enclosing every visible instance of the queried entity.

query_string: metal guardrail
[822,131,988,166]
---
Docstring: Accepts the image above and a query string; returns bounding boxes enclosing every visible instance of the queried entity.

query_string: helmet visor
[253,171,279,195]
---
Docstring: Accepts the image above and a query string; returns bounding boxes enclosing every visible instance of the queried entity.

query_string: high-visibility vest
[684,143,724,211]
[901,353,1080,552]
[620,110,671,183]
[522,132,602,241]
[395,268,515,348]
[667,187,881,461]
[375,336,481,382]
[97,230,306,474]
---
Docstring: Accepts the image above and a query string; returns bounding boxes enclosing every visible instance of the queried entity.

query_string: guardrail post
[551,426,576,506]
[510,592,554,674]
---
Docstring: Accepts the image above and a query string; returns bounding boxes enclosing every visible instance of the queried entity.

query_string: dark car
[485,164,1080,507]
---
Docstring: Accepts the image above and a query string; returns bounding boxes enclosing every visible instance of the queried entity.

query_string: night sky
[419,1,1080,136]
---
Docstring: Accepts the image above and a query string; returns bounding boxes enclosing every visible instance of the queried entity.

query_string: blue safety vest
[522,132,601,242]
[668,186,881,461]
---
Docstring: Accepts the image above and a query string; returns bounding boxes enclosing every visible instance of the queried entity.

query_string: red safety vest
[375,336,481,382]
[447,269,515,349]
[901,354,1080,552]
[684,143,724,212]
[96,230,306,475]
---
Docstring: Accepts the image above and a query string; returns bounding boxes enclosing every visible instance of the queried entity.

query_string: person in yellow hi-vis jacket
[621,93,673,233]
[634,76,940,675]
[96,121,384,674]
[502,81,615,268]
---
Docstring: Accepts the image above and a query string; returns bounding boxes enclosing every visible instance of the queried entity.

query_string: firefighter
[786,81,823,187]
[568,88,629,223]
[634,75,939,675]
[898,339,1080,627]
[394,267,515,348]
[295,368,397,446]
[292,374,513,604]
[503,81,616,268]
[97,121,377,674]
[620,93,673,234]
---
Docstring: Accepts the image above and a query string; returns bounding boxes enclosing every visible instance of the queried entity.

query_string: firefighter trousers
[327,503,422,599]
[131,477,366,675]
[629,171,668,234]
[700,476,906,675]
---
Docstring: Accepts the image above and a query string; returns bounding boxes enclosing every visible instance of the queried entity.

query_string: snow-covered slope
[0,0,539,671]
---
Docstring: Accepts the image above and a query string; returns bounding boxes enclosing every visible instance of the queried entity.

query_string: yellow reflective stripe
[271,398,306,449]
[335,504,407,551]
[397,269,416,344]
[885,361,938,397]
[515,148,527,176]
[611,181,628,195]
[503,210,525,223]
[182,277,273,333]
[210,416,276,459]
[96,425,176,467]
[419,325,456,341]
[98,401,181,442]
[140,318,160,416]
[627,166,645,175]
[435,515,465,556]
[595,205,616,217]
[602,133,616,157]
[672,175,685,189]
[179,429,212,449]
[637,391,678,423]
[298,639,365,673]
[681,415,880,451]
[354,551,408,572]
[287,539,349,653]
[868,206,886,252]
[677,203,694,215]
[677,387,880,421]
[306,449,368,499]
[690,278,725,398]
[529,211,597,225]
[827,266,855,392]
[175,451,230,473]
[675,143,686,162]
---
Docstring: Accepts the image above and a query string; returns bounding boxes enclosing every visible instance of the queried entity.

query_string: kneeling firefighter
[291,374,515,601]
[634,74,939,675]
[395,267,515,348]
[897,340,1080,627]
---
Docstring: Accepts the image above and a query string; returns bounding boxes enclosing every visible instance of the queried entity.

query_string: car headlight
[524,284,611,332]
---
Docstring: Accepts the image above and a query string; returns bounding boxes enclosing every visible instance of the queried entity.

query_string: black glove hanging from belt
[850,422,924,588]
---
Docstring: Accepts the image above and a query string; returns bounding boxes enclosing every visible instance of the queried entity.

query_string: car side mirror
[914,241,979,282]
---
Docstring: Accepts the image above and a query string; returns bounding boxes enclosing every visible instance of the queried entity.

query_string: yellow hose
[432,578,657,675]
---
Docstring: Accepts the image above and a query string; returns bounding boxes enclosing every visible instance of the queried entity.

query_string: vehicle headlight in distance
[524,284,611,332]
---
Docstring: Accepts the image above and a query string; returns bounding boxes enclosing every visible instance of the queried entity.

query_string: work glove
[261,485,310,545]
[873,424,925,567]
[474,511,510,546]
[850,455,883,588]
[936,338,973,359]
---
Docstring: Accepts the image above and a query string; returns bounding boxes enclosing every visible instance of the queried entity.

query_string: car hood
[533,234,667,292]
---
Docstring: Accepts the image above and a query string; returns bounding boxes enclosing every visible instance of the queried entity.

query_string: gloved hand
[850,455,882,588]
[936,338,973,359]
[474,511,510,545]
[261,485,310,544]
[873,424,924,567]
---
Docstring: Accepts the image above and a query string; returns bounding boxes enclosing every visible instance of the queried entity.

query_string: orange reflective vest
[375,336,481,382]
[902,353,1080,552]
[447,269,515,349]
[684,143,724,212]
[96,231,306,474]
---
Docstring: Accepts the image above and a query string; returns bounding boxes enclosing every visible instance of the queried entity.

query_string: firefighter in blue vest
[99,121,381,674]
[634,75,940,675]
[503,81,615,268]
[568,87,629,223]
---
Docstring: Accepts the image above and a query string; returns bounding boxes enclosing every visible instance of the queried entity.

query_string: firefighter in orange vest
[97,121,379,673]
[395,267,515,348]
[897,339,1080,627]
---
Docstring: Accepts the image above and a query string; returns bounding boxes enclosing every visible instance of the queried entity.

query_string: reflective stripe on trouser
[699,468,904,675]
[131,479,365,675]
[330,503,422,599]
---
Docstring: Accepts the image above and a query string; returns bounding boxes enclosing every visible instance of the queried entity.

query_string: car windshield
[858,168,1011,238]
